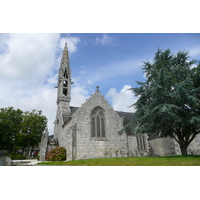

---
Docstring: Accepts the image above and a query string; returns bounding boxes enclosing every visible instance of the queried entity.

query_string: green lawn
[37,155,200,166]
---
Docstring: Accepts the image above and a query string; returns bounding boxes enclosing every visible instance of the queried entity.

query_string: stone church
[46,41,200,161]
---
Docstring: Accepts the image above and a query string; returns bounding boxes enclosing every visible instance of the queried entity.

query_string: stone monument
[40,128,49,162]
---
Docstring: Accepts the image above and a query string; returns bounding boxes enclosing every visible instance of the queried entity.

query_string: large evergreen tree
[128,49,200,155]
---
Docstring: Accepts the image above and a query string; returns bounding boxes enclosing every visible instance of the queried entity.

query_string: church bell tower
[54,38,72,140]
[57,41,71,104]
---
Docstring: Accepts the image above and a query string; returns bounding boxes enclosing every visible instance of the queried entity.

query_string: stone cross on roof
[96,86,100,92]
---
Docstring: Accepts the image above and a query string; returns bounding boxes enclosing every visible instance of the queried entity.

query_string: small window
[91,107,105,138]
[63,88,68,96]
[136,134,146,150]
[63,80,68,87]
[63,69,68,79]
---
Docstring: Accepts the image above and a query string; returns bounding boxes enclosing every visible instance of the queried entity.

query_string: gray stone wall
[127,135,138,156]
[149,134,200,156]
[187,134,200,155]
[149,136,176,156]
[54,102,70,141]
[172,134,200,155]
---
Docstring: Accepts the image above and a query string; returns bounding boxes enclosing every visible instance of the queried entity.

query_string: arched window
[63,69,68,79]
[91,106,105,138]
[136,134,146,150]
[62,69,68,96]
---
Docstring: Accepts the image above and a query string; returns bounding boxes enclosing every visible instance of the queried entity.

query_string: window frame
[136,134,146,150]
[90,106,106,140]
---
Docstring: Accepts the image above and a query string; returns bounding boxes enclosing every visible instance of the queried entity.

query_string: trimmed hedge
[10,154,26,160]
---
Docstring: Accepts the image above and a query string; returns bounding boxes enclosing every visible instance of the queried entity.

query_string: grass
[37,155,200,166]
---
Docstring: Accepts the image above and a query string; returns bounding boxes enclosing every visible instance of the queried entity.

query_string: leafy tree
[126,49,200,155]
[21,110,47,157]
[0,107,23,152]
[0,107,48,156]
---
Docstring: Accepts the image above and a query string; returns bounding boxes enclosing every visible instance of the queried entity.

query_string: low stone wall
[149,137,176,156]
[5,157,12,166]
[0,158,6,166]
[127,135,137,156]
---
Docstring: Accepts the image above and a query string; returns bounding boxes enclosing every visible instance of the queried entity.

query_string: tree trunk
[13,133,16,153]
[13,144,16,154]
[25,139,31,158]
[180,145,188,156]
[22,147,25,156]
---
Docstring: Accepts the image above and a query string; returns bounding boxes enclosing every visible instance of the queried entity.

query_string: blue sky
[67,33,200,107]
[0,33,200,135]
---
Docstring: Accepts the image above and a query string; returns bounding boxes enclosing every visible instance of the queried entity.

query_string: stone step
[11,159,39,166]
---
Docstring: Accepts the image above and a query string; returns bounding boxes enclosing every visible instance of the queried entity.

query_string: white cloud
[0,33,81,135]
[87,79,93,85]
[47,73,58,85]
[95,33,116,46]
[106,85,136,112]
[70,78,90,106]
[0,33,59,83]
[0,77,57,135]
[59,36,81,54]
[189,47,200,57]
[0,33,9,53]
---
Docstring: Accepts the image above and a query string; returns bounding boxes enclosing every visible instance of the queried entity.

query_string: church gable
[71,90,123,133]
[68,91,134,135]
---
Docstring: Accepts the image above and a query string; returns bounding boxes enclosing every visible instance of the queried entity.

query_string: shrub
[46,146,66,161]
[32,151,38,158]
[37,153,40,161]
[10,154,26,160]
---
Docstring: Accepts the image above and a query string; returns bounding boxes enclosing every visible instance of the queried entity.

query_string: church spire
[57,35,71,104]
[54,36,72,140]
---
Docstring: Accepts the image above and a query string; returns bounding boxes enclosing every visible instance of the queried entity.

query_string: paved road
[0,158,6,166]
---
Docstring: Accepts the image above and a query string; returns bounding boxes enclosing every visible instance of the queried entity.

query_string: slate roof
[116,111,134,126]
[70,106,79,114]
[147,132,161,140]
[62,115,71,124]
[62,107,79,124]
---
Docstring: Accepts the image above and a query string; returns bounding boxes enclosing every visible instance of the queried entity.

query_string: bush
[37,153,40,161]
[46,146,66,161]
[10,154,26,160]
[32,151,38,158]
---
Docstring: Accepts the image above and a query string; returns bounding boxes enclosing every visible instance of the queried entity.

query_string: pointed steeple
[54,35,72,140]
[57,35,71,104]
